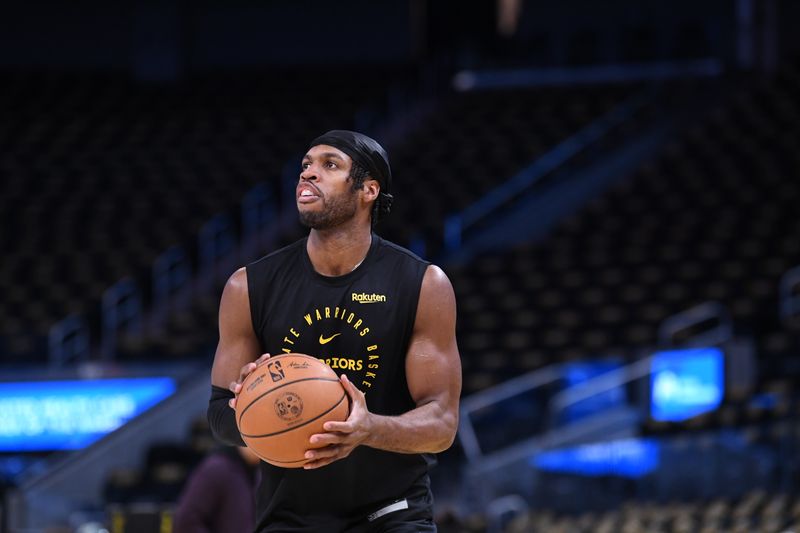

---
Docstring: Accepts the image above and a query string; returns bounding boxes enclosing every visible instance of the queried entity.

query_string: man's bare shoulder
[421,264,455,296]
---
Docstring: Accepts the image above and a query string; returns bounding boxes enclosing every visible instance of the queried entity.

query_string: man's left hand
[303,374,372,469]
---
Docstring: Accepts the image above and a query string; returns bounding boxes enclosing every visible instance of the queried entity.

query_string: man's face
[297,144,359,230]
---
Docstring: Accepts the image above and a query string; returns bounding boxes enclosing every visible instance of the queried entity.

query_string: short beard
[298,186,359,230]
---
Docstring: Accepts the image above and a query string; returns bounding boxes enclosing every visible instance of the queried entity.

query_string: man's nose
[300,167,317,181]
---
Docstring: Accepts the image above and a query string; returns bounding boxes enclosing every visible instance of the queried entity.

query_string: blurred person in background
[173,446,260,533]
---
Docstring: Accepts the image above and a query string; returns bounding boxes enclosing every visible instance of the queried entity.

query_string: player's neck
[306,224,372,277]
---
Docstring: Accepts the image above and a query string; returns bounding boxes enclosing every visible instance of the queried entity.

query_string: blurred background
[1,0,800,531]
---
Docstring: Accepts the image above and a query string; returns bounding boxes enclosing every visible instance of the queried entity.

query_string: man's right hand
[228,352,271,409]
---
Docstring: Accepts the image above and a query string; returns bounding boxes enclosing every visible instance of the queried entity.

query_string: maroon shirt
[174,449,257,533]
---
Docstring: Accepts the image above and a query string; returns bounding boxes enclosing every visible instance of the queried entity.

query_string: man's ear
[361,179,380,203]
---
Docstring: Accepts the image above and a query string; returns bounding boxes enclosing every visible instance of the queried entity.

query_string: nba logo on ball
[274,392,303,421]
[268,360,285,382]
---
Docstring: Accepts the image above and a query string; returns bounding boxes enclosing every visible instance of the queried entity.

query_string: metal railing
[458,358,641,509]
[48,315,90,367]
[150,245,192,335]
[45,179,280,363]
[779,264,800,327]
[197,213,236,291]
[458,300,739,510]
[443,91,651,252]
[458,365,563,463]
[241,182,277,259]
[547,357,652,427]
[657,300,734,347]
[101,278,142,360]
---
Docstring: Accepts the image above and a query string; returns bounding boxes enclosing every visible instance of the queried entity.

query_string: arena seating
[436,397,800,532]
[103,417,213,506]
[0,74,645,365]
[0,70,389,363]
[504,490,800,533]
[380,84,635,253]
[113,81,647,362]
[449,60,800,394]
[432,55,800,533]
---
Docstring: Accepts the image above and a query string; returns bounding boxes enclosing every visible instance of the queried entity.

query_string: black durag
[310,130,393,217]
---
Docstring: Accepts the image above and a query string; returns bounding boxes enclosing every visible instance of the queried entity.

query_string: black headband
[310,130,392,195]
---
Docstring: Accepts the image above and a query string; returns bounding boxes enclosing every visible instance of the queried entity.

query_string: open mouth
[297,187,321,204]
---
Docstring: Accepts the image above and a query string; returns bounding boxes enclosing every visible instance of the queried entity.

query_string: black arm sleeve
[207,385,246,447]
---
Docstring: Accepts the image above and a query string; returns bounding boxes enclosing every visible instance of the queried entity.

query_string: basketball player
[207,130,462,532]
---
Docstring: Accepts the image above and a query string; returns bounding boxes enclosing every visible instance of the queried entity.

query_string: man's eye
[326,162,337,169]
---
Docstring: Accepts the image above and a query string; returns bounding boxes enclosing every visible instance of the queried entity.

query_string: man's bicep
[406,266,462,407]
[210,268,262,388]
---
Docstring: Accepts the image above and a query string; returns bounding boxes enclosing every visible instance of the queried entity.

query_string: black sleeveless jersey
[246,234,433,532]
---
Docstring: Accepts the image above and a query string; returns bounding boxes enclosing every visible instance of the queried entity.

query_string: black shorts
[347,493,436,533]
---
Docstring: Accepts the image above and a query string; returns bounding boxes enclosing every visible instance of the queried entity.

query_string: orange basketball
[235,353,349,468]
